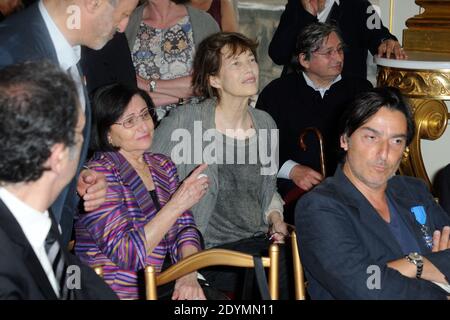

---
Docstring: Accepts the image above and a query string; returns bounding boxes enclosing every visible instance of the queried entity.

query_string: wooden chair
[287,224,306,300]
[144,244,280,300]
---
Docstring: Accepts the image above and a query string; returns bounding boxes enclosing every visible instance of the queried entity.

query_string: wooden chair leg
[145,265,158,300]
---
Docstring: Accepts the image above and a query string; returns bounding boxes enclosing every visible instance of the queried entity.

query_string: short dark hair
[295,22,343,71]
[340,87,415,146]
[192,32,258,100]
[0,61,79,183]
[90,83,157,152]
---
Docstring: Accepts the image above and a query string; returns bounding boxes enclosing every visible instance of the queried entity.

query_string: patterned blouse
[132,16,195,81]
[74,152,202,300]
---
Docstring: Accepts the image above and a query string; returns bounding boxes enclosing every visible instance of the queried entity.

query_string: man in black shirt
[269,0,406,79]
[257,22,372,222]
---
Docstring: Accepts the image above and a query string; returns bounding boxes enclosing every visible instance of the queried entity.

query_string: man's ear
[340,134,349,151]
[298,53,309,70]
[48,143,68,175]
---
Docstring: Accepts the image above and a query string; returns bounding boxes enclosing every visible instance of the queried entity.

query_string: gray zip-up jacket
[151,98,284,236]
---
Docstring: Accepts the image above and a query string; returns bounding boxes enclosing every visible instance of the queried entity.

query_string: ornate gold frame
[377,66,449,189]
[403,0,450,53]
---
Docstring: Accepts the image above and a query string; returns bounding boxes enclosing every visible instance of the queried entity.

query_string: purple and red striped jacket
[74,152,202,299]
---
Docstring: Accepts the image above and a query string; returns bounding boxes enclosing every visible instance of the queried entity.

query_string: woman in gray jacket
[125,0,220,119]
[151,32,291,298]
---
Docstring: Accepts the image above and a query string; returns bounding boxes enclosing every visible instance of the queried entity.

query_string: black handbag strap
[253,255,271,300]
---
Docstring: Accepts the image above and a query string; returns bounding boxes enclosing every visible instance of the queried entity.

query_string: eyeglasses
[313,45,345,58]
[114,109,153,129]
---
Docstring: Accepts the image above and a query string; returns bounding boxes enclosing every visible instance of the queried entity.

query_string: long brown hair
[192,32,258,100]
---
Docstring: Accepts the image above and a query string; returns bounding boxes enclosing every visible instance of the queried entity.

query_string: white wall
[378,0,421,42]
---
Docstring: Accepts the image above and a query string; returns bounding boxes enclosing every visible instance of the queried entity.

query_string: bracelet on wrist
[149,80,156,92]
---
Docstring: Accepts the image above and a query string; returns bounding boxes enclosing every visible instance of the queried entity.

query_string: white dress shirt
[302,72,342,98]
[277,72,341,179]
[0,188,60,297]
[38,0,85,112]
[317,0,340,22]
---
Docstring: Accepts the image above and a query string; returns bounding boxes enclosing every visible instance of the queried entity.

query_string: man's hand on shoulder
[77,169,107,212]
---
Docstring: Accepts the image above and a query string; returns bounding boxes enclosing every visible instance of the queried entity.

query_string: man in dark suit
[0,0,139,246]
[296,87,450,299]
[269,0,406,79]
[0,61,116,299]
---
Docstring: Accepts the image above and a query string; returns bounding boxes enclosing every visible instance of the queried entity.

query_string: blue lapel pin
[410,206,427,225]
[410,205,433,249]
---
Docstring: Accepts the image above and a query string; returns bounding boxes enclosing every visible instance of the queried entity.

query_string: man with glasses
[269,0,406,79]
[256,22,372,223]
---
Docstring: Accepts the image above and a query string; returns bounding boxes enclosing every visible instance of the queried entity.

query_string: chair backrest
[288,227,306,300]
[144,244,280,300]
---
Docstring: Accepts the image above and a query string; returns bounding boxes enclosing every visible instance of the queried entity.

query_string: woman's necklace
[132,159,152,180]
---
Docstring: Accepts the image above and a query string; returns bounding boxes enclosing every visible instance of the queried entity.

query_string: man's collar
[318,0,340,22]
[332,164,385,209]
[0,187,51,249]
[302,72,342,97]
[38,0,80,71]
[334,163,408,207]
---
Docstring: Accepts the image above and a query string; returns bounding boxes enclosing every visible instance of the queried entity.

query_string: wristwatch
[405,252,424,279]
[149,80,156,92]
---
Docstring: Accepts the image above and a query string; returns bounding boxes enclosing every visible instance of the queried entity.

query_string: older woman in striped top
[74,84,209,300]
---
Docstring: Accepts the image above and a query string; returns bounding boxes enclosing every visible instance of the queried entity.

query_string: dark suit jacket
[81,32,137,96]
[269,0,397,79]
[295,166,450,299]
[0,3,91,246]
[0,199,117,299]
[435,164,450,216]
